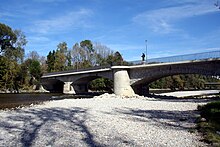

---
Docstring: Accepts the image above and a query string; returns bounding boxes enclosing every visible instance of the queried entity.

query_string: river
[0,90,219,110]
[0,93,58,110]
[0,93,98,110]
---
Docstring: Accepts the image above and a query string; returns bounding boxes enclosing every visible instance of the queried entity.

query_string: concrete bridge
[41,58,220,96]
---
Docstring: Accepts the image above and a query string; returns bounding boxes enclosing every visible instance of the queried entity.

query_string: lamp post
[145,40,147,63]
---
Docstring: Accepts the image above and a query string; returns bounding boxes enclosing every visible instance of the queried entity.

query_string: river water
[0,93,59,110]
[0,90,218,110]
[0,93,98,110]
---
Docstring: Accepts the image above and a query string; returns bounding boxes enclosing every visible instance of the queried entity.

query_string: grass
[197,100,220,146]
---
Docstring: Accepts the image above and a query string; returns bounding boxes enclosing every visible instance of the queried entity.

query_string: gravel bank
[0,94,208,146]
[160,90,220,97]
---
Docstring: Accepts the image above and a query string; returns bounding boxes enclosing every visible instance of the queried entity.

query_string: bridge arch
[130,60,220,95]
[70,75,113,93]
[41,79,64,93]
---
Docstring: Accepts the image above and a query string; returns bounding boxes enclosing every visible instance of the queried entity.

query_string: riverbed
[0,94,208,146]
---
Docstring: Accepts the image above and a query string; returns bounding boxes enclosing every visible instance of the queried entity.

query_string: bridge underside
[41,75,113,94]
[41,79,64,93]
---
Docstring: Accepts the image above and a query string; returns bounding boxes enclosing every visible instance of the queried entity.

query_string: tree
[46,50,55,72]
[57,42,68,54]
[0,23,27,92]
[80,40,94,65]
[89,78,113,92]
[172,75,184,90]
[71,43,87,69]
[0,56,20,91]
[106,51,129,66]
[0,25,26,62]
[28,51,40,61]
[93,42,114,66]
[54,50,66,71]
[93,42,113,59]
[0,23,17,53]
[39,56,47,74]
[13,29,27,63]
[29,59,42,81]
[66,50,72,70]
[80,40,94,52]
[0,56,7,90]
[149,74,220,90]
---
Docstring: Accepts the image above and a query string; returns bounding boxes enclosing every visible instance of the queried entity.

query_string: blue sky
[0,0,220,61]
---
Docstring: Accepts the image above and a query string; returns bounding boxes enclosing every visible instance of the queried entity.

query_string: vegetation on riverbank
[150,75,220,90]
[197,100,220,146]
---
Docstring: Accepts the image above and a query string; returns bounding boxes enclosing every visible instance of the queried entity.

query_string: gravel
[0,94,208,147]
[160,90,220,97]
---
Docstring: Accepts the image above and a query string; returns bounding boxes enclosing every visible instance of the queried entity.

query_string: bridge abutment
[63,82,75,94]
[113,68,135,96]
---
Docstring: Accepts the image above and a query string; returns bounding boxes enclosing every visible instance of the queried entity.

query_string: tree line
[149,74,220,90]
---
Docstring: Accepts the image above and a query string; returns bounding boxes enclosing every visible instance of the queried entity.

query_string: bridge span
[41,58,220,96]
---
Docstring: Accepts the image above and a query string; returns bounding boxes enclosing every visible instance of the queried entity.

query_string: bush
[200,101,220,123]
[198,101,220,146]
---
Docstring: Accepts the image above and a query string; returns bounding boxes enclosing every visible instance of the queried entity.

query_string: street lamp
[145,40,147,63]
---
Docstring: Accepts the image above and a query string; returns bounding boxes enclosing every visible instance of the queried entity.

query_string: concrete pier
[63,82,75,94]
[113,68,135,96]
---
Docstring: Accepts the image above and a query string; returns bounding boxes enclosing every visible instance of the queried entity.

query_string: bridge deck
[42,58,220,78]
[42,67,111,78]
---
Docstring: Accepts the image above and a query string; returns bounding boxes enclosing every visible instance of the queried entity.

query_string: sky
[0,0,220,61]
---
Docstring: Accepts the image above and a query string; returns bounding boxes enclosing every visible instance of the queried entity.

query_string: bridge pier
[113,68,135,96]
[63,82,75,94]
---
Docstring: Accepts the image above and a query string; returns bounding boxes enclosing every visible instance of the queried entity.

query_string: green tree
[0,56,20,91]
[105,51,129,66]
[57,42,68,54]
[0,23,27,92]
[80,40,94,52]
[54,50,66,71]
[89,78,113,92]
[0,23,17,53]
[29,59,42,81]
[0,56,7,90]
[149,74,219,90]
[47,50,55,72]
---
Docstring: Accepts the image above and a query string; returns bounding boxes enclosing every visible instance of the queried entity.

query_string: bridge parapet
[131,50,220,65]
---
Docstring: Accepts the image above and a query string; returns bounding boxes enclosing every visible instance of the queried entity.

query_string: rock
[200,118,206,122]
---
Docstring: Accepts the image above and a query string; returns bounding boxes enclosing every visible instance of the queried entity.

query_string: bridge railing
[131,50,220,65]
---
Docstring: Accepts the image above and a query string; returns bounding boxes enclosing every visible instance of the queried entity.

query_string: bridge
[41,51,220,96]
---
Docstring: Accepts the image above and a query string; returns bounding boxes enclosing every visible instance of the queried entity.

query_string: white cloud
[132,1,218,34]
[30,8,93,34]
